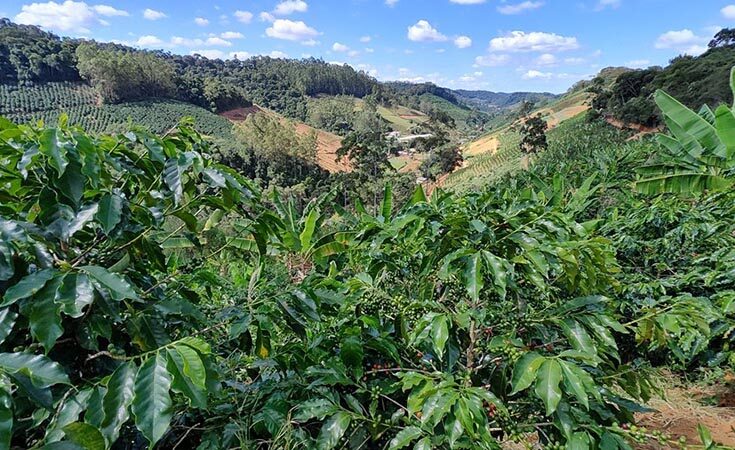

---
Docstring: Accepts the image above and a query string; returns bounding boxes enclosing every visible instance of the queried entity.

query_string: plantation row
[0,82,98,115]
[4,98,236,140]
[445,131,523,189]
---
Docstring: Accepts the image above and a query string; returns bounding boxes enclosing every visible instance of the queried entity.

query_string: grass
[377,104,428,134]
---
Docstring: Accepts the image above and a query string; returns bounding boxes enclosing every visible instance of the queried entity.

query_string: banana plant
[634,66,735,195]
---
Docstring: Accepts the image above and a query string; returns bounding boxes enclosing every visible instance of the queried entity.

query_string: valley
[1,11,735,450]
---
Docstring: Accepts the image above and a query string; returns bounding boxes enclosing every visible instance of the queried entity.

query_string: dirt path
[636,377,735,449]
[605,117,662,141]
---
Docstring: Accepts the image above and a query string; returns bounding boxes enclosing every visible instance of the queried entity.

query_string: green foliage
[307,96,357,135]
[593,34,735,126]
[635,67,735,195]
[0,115,256,448]
[3,55,735,450]
[445,130,523,189]
[520,114,549,155]
[76,42,177,104]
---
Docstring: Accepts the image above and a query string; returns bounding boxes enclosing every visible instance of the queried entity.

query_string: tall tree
[519,114,548,155]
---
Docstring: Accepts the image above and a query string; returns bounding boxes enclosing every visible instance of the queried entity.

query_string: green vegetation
[445,130,523,189]
[1,66,735,450]
[634,77,735,194]
[520,114,549,155]
[0,83,235,138]
[375,104,428,134]
[592,29,735,126]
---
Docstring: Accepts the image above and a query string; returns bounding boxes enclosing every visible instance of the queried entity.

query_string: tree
[519,114,548,155]
[420,143,463,179]
[709,28,735,48]
[234,112,319,183]
[76,43,176,103]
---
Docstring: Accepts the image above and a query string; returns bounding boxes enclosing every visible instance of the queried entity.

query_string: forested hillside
[591,30,735,126]
[453,89,558,112]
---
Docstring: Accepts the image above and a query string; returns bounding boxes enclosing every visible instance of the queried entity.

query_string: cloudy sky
[2,0,732,93]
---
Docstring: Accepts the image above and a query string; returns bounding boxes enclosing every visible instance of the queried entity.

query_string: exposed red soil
[219,106,264,122]
[635,375,735,449]
[605,117,663,141]
[293,122,350,173]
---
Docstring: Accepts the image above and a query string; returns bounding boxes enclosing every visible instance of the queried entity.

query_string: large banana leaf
[635,166,732,195]
[655,90,727,158]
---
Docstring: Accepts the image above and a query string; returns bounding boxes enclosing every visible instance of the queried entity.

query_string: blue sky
[2,0,733,93]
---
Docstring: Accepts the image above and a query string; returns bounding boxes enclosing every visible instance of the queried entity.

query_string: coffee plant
[2,69,734,450]
[0,114,258,449]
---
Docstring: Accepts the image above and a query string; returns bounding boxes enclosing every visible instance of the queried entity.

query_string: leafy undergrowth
[1,72,735,450]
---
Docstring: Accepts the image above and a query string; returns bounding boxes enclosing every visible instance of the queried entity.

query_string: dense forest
[0,18,376,119]
[453,90,558,112]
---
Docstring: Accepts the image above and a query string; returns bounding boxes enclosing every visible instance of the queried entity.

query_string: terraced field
[444,131,523,190]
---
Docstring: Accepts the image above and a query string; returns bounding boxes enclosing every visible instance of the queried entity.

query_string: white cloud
[194,17,209,26]
[522,70,553,79]
[454,35,472,48]
[269,50,289,58]
[92,5,128,16]
[498,1,544,15]
[459,71,484,82]
[407,20,447,42]
[625,59,650,68]
[234,10,253,23]
[536,53,556,65]
[206,37,232,47]
[273,0,308,15]
[474,54,510,67]
[230,51,251,59]
[365,47,375,53]
[14,1,129,33]
[259,12,275,22]
[655,29,708,55]
[723,5,735,19]
[360,35,372,43]
[450,0,486,4]
[266,19,320,43]
[489,31,579,52]
[191,49,225,59]
[136,35,163,46]
[221,31,244,39]
[596,0,621,10]
[564,57,585,64]
[171,36,232,47]
[143,8,166,20]
[332,42,349,52]
[385,0,399,6]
